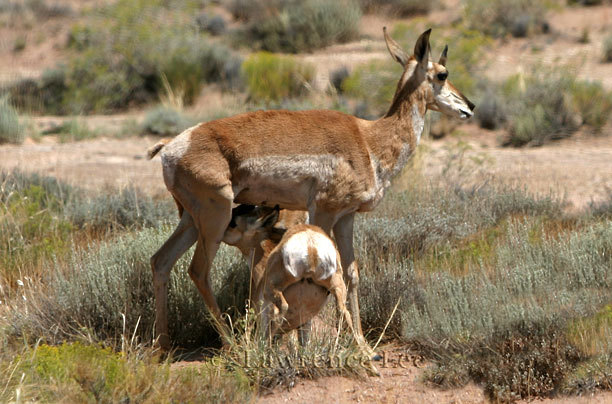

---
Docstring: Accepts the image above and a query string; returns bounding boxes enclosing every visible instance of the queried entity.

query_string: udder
[274,279,329,334]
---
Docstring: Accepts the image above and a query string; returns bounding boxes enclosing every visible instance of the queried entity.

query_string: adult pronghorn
[148,28,474,353]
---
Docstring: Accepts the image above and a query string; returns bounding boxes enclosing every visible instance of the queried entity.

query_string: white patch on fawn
[281,230,337,281]
[160,125,197,188]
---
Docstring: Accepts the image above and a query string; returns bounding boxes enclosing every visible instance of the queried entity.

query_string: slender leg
[151,212,198,350]
[309,209,336,235]
[187,189,233,342]
[333,214,369,348]
[326,271,355,335]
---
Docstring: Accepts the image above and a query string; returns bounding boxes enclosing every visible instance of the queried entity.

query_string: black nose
[467,99,476,111]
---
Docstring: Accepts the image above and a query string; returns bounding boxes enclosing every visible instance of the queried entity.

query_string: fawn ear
[229,204,256,228]
[258,206,279,229]
[414,28,431,67]
[383,26,409,67]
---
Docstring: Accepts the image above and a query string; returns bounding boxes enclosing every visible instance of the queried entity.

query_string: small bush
[0,97,23,144]
[568,0,604,5]
[463,0,549,38]
[359,0,439,16]
[9,227,249,349]
[501,68,579,146]
[3,66,68,114]
[235,0,361,53]
[3,342,253,403]
[8,0,238,114]
[195,13,227,36]
[0,171,175,281]
[0,0,73,20]
[142,106,193,136]
[489,67,612,145]
[65,186,174,232]
[604,33,612,62]
[242,52,315,103]
[12,35,26,52]
[571,80,612,131]
[475,82,507,130]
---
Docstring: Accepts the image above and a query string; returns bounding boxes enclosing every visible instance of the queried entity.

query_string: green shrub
[12,35,26,52]
[195,13,227,36]
[604,33,612,62]
[359,0,439,16]
[3,66,68,114]
[0,180,74,281]
[356,184,563,334]
[4,342,253,403]
[571,80,612,131]
[568,0,604,5]
[501,68,577,146]
[0,97,23,144]
[359,212,612,400]
[242,52,315,103]
[142,106,193,136]
[235,0,361,53]
[8,0,237,114]
[65,187,175,233]
[490,67,612,146]
[8,226,249,348]
[0,171,175,281]
[463,0,550,38]
[474,79,507,130]
[0,0,73,20]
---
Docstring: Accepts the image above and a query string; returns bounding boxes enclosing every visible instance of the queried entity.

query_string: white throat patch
[412,103,425,145]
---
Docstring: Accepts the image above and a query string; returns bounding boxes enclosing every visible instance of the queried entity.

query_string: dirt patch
[256,355,486,404]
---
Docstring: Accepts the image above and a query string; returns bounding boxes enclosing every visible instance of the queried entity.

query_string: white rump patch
[281,230,337,281]
[160,125,197,188]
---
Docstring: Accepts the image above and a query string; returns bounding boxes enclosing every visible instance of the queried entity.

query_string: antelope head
[223,205,281,254]
[384,28,475,120]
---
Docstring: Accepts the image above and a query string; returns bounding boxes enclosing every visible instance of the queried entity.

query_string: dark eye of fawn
[437,72,448,81]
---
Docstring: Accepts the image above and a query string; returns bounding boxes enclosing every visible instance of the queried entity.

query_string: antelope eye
[437,72,448,81]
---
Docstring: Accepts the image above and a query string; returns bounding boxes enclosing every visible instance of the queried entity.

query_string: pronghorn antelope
[222,205,328,339]
[148,28,474,353]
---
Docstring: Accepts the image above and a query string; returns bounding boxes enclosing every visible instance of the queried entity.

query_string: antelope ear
[439,44,448,67]
[259,207,280,229]
[383,26,409,67]
[414,28,431,67]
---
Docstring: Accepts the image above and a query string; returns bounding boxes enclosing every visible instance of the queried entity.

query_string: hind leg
[151,212,198,350]
[325,268,379,375]
[260,252,299,338]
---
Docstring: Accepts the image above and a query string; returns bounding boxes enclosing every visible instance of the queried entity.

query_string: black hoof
[371,353,383,362]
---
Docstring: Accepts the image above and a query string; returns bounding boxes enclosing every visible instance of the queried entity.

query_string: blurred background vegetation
[2,0,612,402]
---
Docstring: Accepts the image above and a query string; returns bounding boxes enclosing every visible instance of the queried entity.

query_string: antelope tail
[146,138,171,160]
